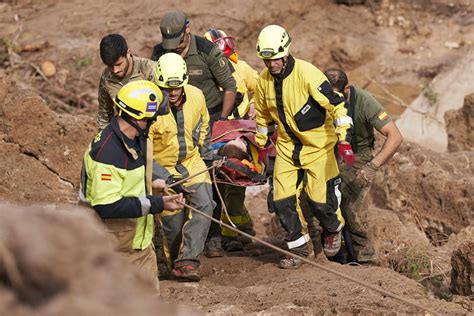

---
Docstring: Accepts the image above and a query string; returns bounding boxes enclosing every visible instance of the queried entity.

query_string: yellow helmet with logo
[153,53,188,88]
[113,80,169,120]
[256,25,292,59]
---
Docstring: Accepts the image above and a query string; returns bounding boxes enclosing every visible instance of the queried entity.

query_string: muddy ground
[0,0,473,314]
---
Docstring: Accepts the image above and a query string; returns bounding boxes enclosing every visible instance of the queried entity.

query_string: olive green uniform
[340,85,392,260]
[151,34,236,122]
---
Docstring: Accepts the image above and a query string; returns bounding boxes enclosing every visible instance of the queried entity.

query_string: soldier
[324,68,402,263]
[97,34,155,129]
[151,10,237,123]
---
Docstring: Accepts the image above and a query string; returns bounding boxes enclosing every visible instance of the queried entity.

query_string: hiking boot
[324,230,342,257]
[279,241,314,269]
[222,237,244,252]
[279,255,303,269]
[171,265,200,282]
[204,237,224,258]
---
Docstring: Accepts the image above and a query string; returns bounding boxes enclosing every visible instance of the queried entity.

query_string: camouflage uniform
[97,56,155,129]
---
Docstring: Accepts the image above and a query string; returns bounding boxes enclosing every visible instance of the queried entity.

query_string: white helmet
[153,53,188,88]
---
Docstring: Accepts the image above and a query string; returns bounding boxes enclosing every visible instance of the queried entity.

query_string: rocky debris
[450,241,474,296]
[445,93,474,152]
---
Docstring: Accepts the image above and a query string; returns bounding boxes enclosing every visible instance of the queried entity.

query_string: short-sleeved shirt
[151,34,236,115]
[349,85,392,154]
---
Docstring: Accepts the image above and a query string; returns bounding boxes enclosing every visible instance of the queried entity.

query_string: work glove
[147,195,164,214]
[165,176,192,196]
[338,142,355,167]
[354,161,379,188]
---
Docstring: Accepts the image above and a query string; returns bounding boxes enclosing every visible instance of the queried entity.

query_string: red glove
[338,142,355,167]
[258,148,268,164]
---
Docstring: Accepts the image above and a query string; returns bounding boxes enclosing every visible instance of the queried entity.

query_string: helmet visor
[166,79,183,87]
[215,37,235,57]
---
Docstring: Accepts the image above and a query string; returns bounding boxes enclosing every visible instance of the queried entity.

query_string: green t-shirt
[349,85,392,154]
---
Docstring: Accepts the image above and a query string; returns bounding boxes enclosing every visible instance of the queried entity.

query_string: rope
[211,166,237,229]
[178,200,439,315]
[166,160,224,189]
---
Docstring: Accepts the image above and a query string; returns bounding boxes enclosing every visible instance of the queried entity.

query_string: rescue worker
[203,28,260,252]
[80,80,184,294]
[148,53,216,282]
[204,28,259,119]
[97,34,156,129]
[254,25,355,269]
[151,10,237,123]
[324,68,403,263]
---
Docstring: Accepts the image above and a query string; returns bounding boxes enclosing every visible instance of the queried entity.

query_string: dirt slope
[0,77,95,204]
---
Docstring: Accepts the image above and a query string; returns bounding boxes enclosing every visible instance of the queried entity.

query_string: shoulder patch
[219,57,226,68]
[378,111,388,120]
[93,130,103,143]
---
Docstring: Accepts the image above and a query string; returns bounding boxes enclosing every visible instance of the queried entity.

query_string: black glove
[165,176,192,196]
[218,115,228,121]
[147,195,164,214]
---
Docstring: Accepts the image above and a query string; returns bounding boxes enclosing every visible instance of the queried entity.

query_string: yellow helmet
[153,53,188,88]
[113,80,169,120]
[256,25,291,59]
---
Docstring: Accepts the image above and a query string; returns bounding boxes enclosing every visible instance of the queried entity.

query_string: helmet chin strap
[122,115,151,139]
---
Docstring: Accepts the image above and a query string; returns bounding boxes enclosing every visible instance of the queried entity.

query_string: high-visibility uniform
[148,84,215,268]
[254,55,353,251]
[229,59,259,119]
[80,117,159,293]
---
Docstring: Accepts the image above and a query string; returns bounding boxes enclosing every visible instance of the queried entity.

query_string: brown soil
[445,93,474,152]
[0,0,473,314]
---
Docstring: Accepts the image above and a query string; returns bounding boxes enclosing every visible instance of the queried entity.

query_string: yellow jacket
[148,84,211,185]
[255,55,352,167]
[230,59,259,118]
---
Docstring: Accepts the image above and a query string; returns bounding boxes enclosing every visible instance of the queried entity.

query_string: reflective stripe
[139,196,151,215]
[287,233,309,249]
[334,116,353,127]
[256,125,268,135]
[176,107,187,163]
[334,182,341,209]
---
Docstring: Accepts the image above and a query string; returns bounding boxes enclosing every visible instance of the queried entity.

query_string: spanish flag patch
[101,173,112,181]
[378,111,388,120]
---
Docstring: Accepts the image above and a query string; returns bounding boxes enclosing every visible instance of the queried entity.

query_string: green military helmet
[153,52,188,88]
[256,24,292,59]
